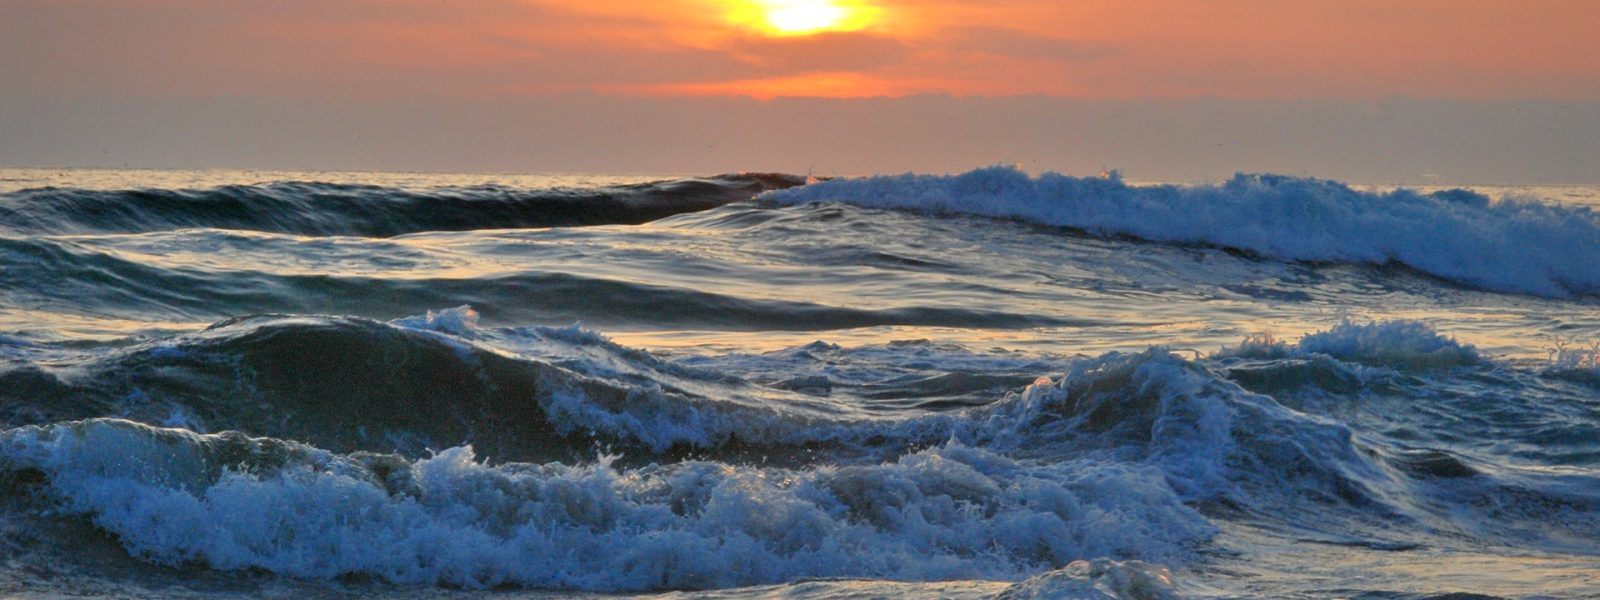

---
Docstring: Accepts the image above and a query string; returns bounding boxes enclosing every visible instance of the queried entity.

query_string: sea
[1,166,1597,599]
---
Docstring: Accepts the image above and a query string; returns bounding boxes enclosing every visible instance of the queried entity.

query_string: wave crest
[1219,320,1480,369]
[0,418,1211,591]
[0,173,805,237]
[763,167,1600,297]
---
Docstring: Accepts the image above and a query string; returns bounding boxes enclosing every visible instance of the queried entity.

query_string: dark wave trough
[0,173,805,237]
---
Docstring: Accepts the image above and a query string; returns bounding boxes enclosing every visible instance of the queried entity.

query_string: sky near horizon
[3,1,1599,181]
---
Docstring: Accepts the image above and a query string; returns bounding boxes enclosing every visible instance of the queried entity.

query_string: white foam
[390,305,481,338]
[1219,320,1480,368]
[1543,340,1600,383]
[1,419,1212,591]
[764,167,1600,297]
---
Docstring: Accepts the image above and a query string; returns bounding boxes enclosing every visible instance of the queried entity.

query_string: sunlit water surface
[2,167,1597,599]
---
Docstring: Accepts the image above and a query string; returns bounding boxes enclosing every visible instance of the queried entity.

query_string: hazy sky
[4,1,1598,182]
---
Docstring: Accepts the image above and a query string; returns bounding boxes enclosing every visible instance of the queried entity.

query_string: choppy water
[2,166,1597,599]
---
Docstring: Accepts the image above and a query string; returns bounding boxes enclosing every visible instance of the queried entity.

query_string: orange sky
[4,0,1598,100]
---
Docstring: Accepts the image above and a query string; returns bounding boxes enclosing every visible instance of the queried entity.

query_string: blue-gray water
[2,167,1598,599]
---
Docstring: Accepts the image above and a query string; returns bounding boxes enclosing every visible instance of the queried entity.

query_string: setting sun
[729,0,874,36]
[762,0,846,33]
[5,2,1600,600]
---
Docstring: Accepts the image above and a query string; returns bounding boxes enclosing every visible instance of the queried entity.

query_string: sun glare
[730,0,873,36]
[763,0,845,33]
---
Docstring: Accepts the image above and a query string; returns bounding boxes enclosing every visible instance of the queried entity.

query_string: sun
[762,0,846,34]
[730,0,874,36]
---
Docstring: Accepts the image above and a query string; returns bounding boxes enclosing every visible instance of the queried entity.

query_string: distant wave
[0,237,1080,329]
[0,173,805,237]
[764,167,1600,298]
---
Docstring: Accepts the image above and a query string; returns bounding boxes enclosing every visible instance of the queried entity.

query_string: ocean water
[1,166,1598,599]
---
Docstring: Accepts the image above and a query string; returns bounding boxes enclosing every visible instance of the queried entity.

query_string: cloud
[946,27,1114,62]
[724,32,911,73]
[2,0,1597,100]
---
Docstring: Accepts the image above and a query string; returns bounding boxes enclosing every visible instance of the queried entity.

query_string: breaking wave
[4,311,1598,593]
[1217,319,1481,369]
[764,167,1600,298]
[0,418,1211,591]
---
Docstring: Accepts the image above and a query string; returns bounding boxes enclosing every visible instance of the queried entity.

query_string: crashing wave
[1218,320,1481,369]
[763,167,1600,298]
[0,418,1211,591]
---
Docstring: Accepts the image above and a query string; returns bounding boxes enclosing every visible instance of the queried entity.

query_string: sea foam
[764,167,1600,297]
[1219,320,1481,369]
[0,419,1211,591]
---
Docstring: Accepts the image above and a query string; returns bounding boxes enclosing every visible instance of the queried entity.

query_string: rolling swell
[0,313,854,463]
[0,236,1073,330]
[5,313,1599,592]
[0,311,1500,517]
[0,173,805,237]
[0,310,1428,503]
[764,167,1600,298]
[5,311,1571,517]
[2,318,1235,593]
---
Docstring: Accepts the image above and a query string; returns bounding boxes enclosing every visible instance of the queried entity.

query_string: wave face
[0,173,804,237]
[3,168,1600,599]
[5,313,1599,596]
[764,167,1600,298]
